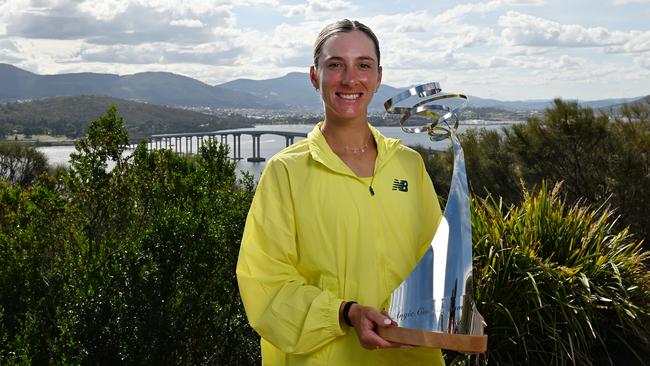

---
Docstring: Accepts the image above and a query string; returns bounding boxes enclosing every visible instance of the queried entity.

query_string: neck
[320,119,373,154]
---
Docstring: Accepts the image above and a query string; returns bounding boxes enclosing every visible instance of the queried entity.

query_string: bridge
[148,129,308,162]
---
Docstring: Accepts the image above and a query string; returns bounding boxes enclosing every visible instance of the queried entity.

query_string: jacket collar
[308,122,402,177]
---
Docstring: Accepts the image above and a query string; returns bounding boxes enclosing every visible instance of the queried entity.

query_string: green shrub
[449,183,650,365]
[0,143,48,186]
[506,99,650,242]
[0,106,260,364]
[418,98,650,244]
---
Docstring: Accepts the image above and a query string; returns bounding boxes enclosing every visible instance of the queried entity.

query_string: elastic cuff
[330,299,346,336]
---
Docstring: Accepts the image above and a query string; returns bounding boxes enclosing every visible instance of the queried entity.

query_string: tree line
[0,100,648,365]
[0,96,257,141]
[416,97,650,246]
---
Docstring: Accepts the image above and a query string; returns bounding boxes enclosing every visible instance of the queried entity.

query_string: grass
[447,182,650,365]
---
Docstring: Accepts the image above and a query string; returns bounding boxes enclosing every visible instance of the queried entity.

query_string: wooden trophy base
[377,327,487,353]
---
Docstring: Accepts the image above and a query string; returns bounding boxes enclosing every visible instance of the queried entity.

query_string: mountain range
[0,63,644,112]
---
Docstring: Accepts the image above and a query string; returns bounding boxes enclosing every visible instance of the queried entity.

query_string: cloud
[3,0,234,44]
[502,0,546,4]
[367,12,434,34]
[636,54,650,69]
[281,0,358,19]
[169,19,206,28]
[364,11,498,52]
[612,0,650,4]
[557,55,586,69]
[246,23,317,67]
[76,0,131,21]
[7,13,102,40]
[79,41,244,65]
[605,30,650,53]
[77,0,267,21]
[497,9,650,70]
[0,38,18,52]
[388,48,482,71]
[429,0,542,25]
[0,39,23,64]
[433,0,502,24]
[499,11,628,47]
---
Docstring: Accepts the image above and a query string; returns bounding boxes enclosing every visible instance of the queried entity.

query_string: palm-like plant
[452,183,650,365]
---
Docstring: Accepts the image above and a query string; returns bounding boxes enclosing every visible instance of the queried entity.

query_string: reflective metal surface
[384,83,484,336]
[383,82,442,112]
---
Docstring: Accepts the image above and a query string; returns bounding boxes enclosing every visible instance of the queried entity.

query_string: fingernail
[383,319,391,325]
[399,345,414,349]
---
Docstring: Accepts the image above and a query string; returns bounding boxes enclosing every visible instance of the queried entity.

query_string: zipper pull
[369,186,375,196]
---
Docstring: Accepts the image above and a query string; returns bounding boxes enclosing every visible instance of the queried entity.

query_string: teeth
[339,93,361,100]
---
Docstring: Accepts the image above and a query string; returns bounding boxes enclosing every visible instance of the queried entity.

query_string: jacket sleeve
[236,158,345,355]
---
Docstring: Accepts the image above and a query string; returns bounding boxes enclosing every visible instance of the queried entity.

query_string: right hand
[346,303,403,350]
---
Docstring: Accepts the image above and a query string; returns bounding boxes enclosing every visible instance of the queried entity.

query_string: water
[38,122,518,179]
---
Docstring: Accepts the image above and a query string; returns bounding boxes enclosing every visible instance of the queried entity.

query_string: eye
[327,62,343,69]
[359,63,373,70]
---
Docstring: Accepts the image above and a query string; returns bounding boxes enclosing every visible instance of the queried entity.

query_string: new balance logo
[392,179,408,192]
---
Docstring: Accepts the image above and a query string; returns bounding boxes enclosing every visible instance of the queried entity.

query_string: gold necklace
[343,134,372,154]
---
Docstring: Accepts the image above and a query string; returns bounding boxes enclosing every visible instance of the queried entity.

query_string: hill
[0,96,256,141]
[603,95,650,117]
[1,63,645,113]
[216,72,403,111]
[0,63,272,109]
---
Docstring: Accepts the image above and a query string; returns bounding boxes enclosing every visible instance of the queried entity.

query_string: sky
[0,0,649,101]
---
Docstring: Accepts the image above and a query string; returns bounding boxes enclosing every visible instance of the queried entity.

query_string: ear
[376,65,383,92]
[309,65,319,91]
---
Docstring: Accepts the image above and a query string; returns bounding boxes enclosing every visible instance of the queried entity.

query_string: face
[310,30,382,122]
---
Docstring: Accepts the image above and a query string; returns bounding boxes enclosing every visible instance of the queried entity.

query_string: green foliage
[448,183,650,365]
[0,105,259,364]
[0,173,82,364]
[3,99,649,365]
[508,99,649,243]
[0,143,48,186]
[607,105,650,244]
[419,98,650,243]
[507,99,613,204]
[415,128,521,204]
[0,95,257,140]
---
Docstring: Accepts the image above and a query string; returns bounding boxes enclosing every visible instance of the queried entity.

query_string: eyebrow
[323,55,377,63]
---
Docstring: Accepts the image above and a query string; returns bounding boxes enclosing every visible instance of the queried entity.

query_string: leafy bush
[506,100,650,241]
[0,143,48,186]
[418,98,650,244]
[414,127,521,205]
[0,105,260,364]
[446,184,650,365]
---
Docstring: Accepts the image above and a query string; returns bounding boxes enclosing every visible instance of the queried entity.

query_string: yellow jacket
[237,123,444,365]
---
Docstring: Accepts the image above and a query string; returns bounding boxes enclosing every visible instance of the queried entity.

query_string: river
[38,122,520,179]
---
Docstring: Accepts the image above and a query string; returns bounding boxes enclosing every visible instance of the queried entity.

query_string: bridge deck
[148,129,308,161]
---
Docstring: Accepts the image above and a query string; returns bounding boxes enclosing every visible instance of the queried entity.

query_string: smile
[337,93,362,100]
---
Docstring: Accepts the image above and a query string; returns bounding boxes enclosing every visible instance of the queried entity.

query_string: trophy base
[378,327,487,353]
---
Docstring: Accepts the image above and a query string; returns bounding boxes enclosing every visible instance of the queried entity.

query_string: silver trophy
[377,83,487,353]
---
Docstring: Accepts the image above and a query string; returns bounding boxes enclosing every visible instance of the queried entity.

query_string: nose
[341,67,358,86]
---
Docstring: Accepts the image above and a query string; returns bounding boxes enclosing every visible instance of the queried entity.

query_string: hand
[345,303,405,350]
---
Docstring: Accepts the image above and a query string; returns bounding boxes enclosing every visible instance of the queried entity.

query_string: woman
[236,19,444,365]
